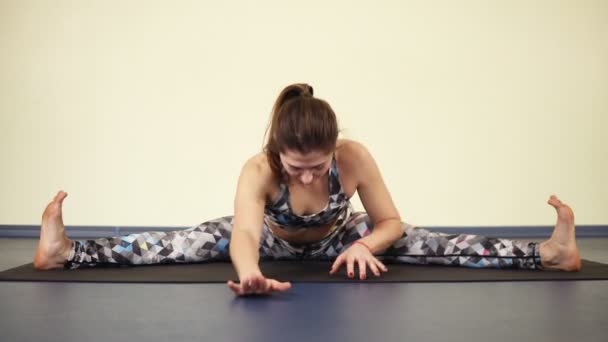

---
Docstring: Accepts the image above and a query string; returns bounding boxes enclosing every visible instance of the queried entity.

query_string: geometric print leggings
[64,211,544,270]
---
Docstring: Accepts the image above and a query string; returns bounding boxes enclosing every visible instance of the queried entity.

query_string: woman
[34,83,582,296]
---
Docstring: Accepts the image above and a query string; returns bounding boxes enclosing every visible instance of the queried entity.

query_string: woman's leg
[386,221,544,269]
[64,216,235,269]
[317,212,543,269]
[314,196,581,271]
[65,217,300,269]
[34,191,298,270]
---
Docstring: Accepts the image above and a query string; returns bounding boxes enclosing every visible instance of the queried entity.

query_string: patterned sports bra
[264,155,352,232]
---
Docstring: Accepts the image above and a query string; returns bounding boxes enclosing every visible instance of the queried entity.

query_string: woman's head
[264,83,339,183]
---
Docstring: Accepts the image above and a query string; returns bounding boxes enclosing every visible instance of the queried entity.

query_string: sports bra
[264,155,351,232]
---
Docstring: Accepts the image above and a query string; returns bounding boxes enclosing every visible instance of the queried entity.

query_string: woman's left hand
[329,242,388,280]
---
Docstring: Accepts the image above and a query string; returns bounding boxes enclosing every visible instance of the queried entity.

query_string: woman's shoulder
[335,139,369,163]
[241,152,274,180]
[240,152,279,193]
[235,152,279,204]
[334,139,373,194]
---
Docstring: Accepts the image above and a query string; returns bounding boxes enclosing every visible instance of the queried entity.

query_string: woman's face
[279,149,333,186]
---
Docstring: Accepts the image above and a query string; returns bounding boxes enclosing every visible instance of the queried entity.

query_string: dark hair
[263,83,339,179]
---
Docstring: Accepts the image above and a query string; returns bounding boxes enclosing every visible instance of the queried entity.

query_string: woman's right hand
[227,269,291,296]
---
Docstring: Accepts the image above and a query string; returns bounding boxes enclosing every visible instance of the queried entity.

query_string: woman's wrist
[232,262,262,283]
[353,240,373,254]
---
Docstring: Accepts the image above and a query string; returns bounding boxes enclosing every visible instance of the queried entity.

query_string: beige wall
[1,0,606,227]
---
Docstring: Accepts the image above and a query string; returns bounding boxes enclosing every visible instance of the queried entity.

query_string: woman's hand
[227,269,292,296]
[329,242,388,280]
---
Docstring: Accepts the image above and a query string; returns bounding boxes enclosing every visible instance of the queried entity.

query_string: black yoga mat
[1,259,608,283]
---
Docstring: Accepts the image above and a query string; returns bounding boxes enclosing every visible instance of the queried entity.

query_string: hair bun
[281,83,314,102]
[307,85,314,96]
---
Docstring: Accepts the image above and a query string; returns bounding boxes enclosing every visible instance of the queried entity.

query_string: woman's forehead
[280,149,332,165]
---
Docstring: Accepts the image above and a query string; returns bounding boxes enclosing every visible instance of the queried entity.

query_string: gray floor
[1,237,607,342]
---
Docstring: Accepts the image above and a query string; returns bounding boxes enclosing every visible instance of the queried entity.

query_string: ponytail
[263,83,338,179]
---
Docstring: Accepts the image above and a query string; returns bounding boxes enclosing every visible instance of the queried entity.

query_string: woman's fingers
[346,256,355,278]
[367,257,389,277]
[357,258,367,280]
[367,258,380,277]
[229,275,260,296]
[330,245,389,279]
[257,277,270,294]
[268,279,292,292]
[375,258,388,273]
[227,280,245,296]
[251,275,267,294]
[329,254,345,274]
[227,278,291,296]
[255,277,265,294]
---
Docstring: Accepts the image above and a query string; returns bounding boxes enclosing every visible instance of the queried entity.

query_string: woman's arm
[227,155,291,295]
[330,141,402,279]
[230,157,268,278]
[351,142,404,252]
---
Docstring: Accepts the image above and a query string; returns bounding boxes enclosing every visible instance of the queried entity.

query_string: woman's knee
[189,215,235,234]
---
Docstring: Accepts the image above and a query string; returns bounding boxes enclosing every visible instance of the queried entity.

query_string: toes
[42,202,62,221]
[548,195,564,208]
[55,191,68,204]
[44,192,67,220]
[57,192,67,206]
[547,196,575,223]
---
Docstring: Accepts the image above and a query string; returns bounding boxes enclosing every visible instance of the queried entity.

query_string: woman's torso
[261,139,359,244]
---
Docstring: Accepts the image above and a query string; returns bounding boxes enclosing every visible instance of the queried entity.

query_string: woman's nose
[300,171,313,184]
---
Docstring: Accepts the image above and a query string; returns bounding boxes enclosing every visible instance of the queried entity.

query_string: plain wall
[1,0,606,227]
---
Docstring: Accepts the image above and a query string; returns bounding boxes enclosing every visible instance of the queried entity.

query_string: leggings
[64,211,544,270]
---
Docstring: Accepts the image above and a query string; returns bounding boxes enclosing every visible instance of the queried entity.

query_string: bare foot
[539,195,582,271]
[33,191,74,270]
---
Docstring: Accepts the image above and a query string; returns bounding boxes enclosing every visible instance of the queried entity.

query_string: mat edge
[2,260,607,283]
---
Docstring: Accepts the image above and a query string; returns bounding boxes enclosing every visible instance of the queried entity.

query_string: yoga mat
[1,259,607,283]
